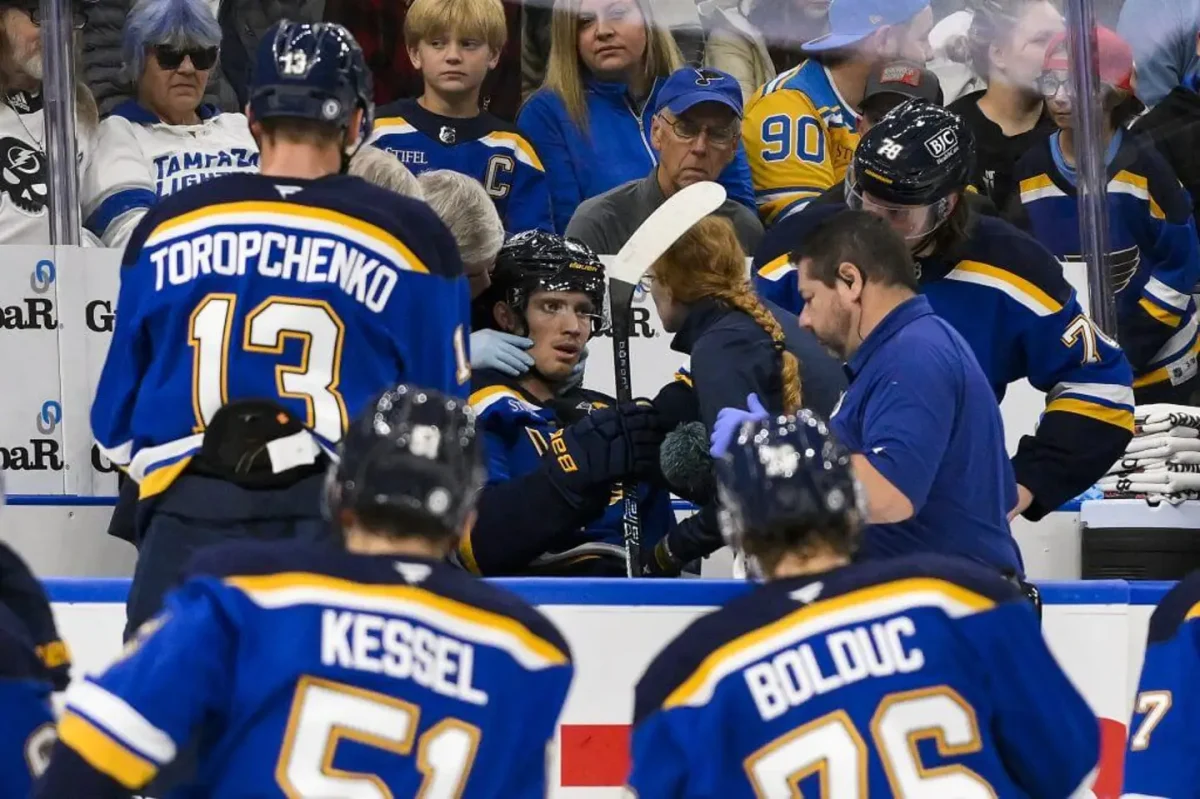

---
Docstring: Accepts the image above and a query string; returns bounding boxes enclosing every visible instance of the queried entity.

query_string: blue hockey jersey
[754,208,1135,519]
[457,370,675,575]
[371,99,553,233]
[90,172,472,499]
[628,556,1100,798]
[1013,131,1200,398]
[1122,572,1200,797]
[0,603,57,798]
[43,540,573,798]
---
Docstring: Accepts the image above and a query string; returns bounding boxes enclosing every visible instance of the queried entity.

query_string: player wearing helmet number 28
[37,386,574,798]
[754,100,1134,522]
[627,411,1099,797]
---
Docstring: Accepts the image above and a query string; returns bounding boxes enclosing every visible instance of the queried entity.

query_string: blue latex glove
[557,344,590,395]
[470,329,534,377]
[709,393,769,458]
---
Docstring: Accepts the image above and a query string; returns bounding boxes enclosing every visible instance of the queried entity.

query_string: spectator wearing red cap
[1012,28,1200,405]
[1134,30,1200,235]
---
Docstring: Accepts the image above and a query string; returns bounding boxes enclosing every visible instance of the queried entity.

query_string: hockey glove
[470,329,534,377]
[641,535,684,577]
[544,403,667,508]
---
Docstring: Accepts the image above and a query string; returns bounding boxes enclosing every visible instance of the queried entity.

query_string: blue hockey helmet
[325,385,486,538]
[249,20,374,147]
[715,410,864,558]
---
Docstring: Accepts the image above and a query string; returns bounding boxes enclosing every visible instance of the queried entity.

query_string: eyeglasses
[661,114,739,148]
[153,45,219,71]
[22,4,87,29]
[1035,72,1074,98]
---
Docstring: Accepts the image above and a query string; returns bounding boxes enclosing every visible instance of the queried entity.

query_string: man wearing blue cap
[742,0,934,225]
[566,66,763,256]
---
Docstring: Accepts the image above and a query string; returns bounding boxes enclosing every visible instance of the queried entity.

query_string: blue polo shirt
[830,295,1022,573]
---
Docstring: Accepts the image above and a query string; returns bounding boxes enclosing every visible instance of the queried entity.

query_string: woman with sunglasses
[94,0,257,204]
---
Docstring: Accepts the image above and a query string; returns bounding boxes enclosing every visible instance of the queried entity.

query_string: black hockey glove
[544,402,667,508]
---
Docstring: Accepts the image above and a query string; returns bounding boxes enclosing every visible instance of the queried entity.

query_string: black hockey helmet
[716,411,864,561]
[325,385,486,538]
[481,230,610,335]
[847,100,974,237]
[250,21,374,152]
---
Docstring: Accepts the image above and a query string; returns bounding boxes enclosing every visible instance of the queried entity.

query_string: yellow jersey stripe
[482,131,546,171]
[469,385,527,415]
[757,254,795,281]
[1139,296,1183,328]
[59,712,157,789]
[673,370,693,388]
[1044,397,1136,431]
[138,456,194,500]
[1185,600,1200,620]
[954,261,1063,314]
[663,578,995,710]
[373,115,411,129]
[1134,337,1200,388]
[1019,174,1055,193]
[147,201,429,274]
[457,533,483,576]
[225,572,568,667]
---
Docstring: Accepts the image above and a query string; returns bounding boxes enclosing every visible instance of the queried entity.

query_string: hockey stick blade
[608,181,728,290]
[607,180,725,578]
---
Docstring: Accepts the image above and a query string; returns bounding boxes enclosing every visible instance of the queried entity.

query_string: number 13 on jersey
[189,293,470,440]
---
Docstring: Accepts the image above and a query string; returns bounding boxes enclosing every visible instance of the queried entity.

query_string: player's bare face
[577,0,647,82]
[1,9,42,87]
[411,33,498,98]
[524,290,595,381]
[140,45,211,125]
[797,264,854,361]
[651,105,740,194]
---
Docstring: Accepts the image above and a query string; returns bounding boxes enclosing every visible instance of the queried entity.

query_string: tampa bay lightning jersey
[0,602,56,798]
[755,207,1135,516]
[1013,131,1200,395]
[370,99,552,233]
[90,172,472,499]
[1123,572,1200,797]
[629,556,1100,798]
[46,540,573,798]
[102,101,260,198]
[457,370,674,574]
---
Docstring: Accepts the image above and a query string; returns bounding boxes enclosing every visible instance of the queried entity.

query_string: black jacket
[672,296,845,429]
[1134,84,1200,233]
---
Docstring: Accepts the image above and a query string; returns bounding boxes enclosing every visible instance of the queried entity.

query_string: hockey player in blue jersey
[1013,28,1200,404]
[91,20,473,635]
[36,385,574,799]
[0,480,70,797]
[754,101,1135,522]
[1122,571,1200,797]
[369,0,552,233]
[458,231,676,575]
[628,411,1100,797]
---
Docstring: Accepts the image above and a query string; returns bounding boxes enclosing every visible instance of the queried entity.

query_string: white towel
[1106,451,1200,475]
[1098,469,1200,493]
[1125,435,1200,458]
[1136,421,1200,436]
[1134,404,1200,431]
[1103,489,1200,506]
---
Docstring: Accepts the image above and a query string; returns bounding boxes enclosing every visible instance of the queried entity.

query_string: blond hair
[542,0,684,130]
[404,0,507,53]
[653,216,802,414]
[348,147,425,199]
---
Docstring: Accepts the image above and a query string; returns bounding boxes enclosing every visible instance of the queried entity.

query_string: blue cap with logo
[656,66,743,118]
[804,0,931,52]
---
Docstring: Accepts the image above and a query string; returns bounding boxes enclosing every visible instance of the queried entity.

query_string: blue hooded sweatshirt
[518,76,757,233]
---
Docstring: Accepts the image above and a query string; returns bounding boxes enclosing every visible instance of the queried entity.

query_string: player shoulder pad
[424,566,572,665]
[755,203,841,270]
[469,370,546,422]
[848,554,1024,605]
[951,215,1076,308]
[121,172,259,266]
[1147,571,1200,645]
[0,603,45,681]
[182,538,329,582]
